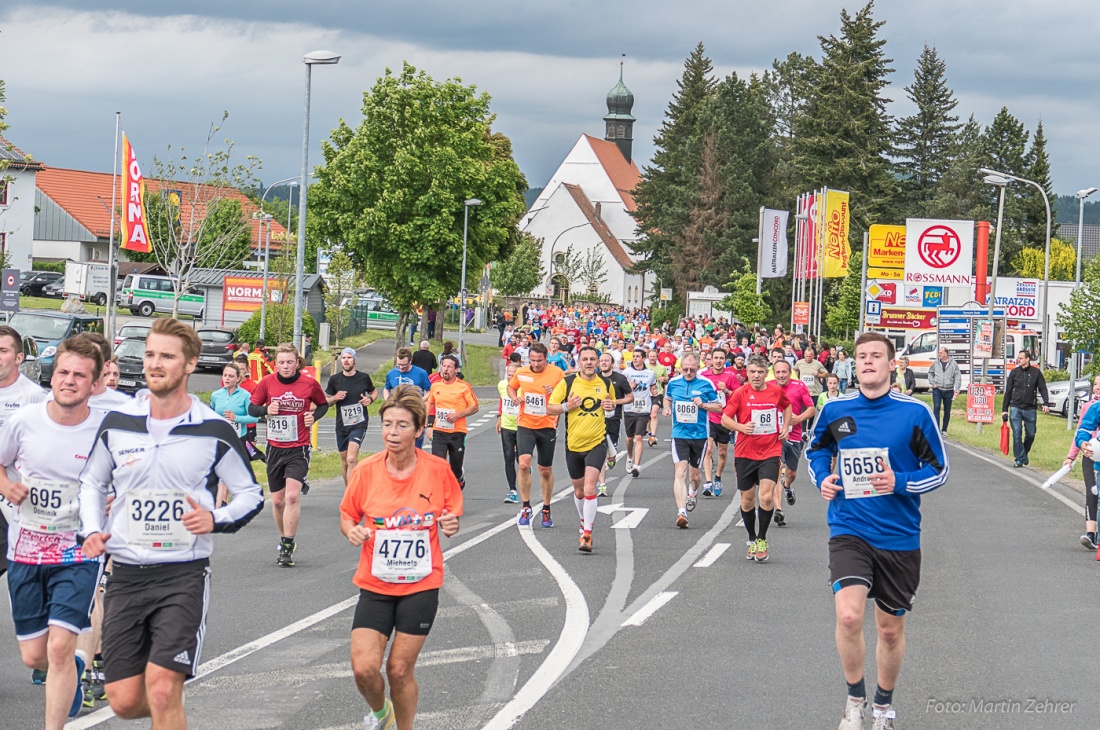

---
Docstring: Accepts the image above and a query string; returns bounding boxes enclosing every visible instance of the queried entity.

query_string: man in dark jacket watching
[1002,350,1050,467]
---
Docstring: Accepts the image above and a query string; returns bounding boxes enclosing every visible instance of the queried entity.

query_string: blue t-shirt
[664,375,717,440]
[548,352,572,372]
[384,364,431,395]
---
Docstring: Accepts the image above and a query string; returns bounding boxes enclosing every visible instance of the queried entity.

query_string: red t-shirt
[700,367,742,423]
[657,352,677,368]
[250,372,328,448]
[723,383,791,460]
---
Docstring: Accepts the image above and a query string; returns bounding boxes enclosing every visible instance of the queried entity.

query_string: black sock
[847,678,866,699]
[874,686,894,706]
[758,508,774,539]
[281,536,294,546]
[523,501,531,509]
[742,509,757,541]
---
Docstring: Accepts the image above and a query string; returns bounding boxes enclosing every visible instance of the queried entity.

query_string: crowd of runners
[2,302,1088,730]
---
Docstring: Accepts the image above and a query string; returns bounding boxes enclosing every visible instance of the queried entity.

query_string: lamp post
[295,50,340,350]
[256,176,299,341]
[979,167,1052,365]
[1068,186,1098,430]
[458,198,482,366]
[977,174,1008,434]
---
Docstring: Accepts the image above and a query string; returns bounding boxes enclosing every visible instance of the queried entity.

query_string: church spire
[603,54,635,163]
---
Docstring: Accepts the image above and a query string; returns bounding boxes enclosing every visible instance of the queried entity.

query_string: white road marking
[435,596,559,619]
[620,591,678,627]
[693,542,731,567]
[480,522,590,730]
[949,442,1085,515]
[594,503,650,529]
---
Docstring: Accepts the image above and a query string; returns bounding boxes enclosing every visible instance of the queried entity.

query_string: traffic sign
[865,299,881,325]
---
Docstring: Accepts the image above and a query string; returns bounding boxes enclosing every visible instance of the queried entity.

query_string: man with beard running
[508,343,565,527]
[662,353,722,528]
[700,347,740,498]
[770,359,816,527]
[326,347,378,485]
[427,355,479,489]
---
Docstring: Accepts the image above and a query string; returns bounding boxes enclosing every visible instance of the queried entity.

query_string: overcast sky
[3,1,1098,200]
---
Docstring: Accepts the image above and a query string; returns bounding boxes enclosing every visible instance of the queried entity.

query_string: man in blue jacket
[807,332,949,730]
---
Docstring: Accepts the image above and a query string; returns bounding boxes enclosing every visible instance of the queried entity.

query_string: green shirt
[497,379,518,431]
[646,362,669,394]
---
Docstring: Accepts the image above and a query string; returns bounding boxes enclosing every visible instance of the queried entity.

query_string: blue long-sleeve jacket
[806,390,949,551]
[210,386,259,438]
[1073,405,1100,472]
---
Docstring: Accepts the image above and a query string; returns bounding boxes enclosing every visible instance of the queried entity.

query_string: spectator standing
[890,356,916,395]
[1002,350,1050,467]
[411,340,438,375]
[833,348,853,393]
[928,346,962,435]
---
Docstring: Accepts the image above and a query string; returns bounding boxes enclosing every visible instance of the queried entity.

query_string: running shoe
[1082,533,1099,550]
[785,486,796,505]
[597,483,608,497]
[676,513,689,529]
[518,506,533,526]
[579,532,593,553]
[606,453,616,470]
[839,696,866,730]
[626,458,634,473]
[276,542,296,567]
[685,489,698,512]
[31,669,47,685]
[746,541,757,560]
[712,478,723,497]
[81,669,95,709]
[774,510,787,527]
[504,490,519,504]
[754,538,769,562]
[70,655,85,718]
[702,481,713,498]
[871,704,896,730]
[648,434,657,447]
[91,658,107,701]
[541,509,554,528]
[301,480,311,496]
[364,698,396,729]
[630,466,640,478]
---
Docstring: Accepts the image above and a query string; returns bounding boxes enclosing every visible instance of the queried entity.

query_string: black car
[20,271,64,297]
[113,337,147,394]
[42,278,66,299]
[197,328,240,370]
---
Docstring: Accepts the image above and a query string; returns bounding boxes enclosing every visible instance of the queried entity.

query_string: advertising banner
[222,276,280,313]
[759,208,789,279]
[822,190,851,278]
[866,281,896,304]
[120,134,151,253]
[974,319,994,358]
[878,307,937,330]
[797,194,819,280]
[966,383,995,424]
[904,219,975,286]
[793,301,810,325]
[991,280,1038,320]
[868,224,906,270]
[868,267,904,280]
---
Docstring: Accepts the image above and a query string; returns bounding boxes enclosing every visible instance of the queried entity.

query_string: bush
[651,301,684,330]
[1042,368,1070,383]
[237,308,317,347]
[32,260,66,273]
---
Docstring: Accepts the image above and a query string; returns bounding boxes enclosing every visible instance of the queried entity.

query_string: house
[185,267,325,330]
[0,138,45,272]
[518,66,651,307]
[33,167,287,265]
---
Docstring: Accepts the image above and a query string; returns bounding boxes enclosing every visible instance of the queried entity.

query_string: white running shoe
[871,704,895,730]
[626,458,634,473]
[839,696,866,730]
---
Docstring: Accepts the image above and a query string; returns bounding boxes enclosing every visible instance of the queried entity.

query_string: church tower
[603,56,635,163]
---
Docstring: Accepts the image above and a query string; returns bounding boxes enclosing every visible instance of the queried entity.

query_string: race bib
[750,408,777,435]
[125,489,194,549]
[502,398,520,417]
[524,392,547,417]
[715,390,727,407]
[436,409,455,430]
[19,477,80,533]
[371,529,432,583]
[340,402,365,427]
[674,400,698,424]
[629,394,650,413]
[267,415,296,443]
[839,448,890,499]
[802,374,817,386]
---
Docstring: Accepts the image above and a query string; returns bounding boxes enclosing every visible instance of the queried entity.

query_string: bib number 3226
[125,490,194,549]
[839,448,890,499]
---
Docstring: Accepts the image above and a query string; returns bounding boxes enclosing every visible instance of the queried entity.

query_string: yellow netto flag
[822,189,851,278]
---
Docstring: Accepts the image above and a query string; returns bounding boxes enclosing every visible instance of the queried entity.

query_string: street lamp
[295,49,341,350]
[458,198,482,366]
[980,167,1052,366]
[976,174,1008,434]
[257,176,299,341]
[1068,186,1098,430]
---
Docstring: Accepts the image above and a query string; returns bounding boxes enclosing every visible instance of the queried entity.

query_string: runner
[325,347,379,485]
[817,373,843,410]
[83,333,131,411]
[248,343,329,567]
[210,363,260,507]
[497,360,522,504]
[507,342,565,527]
[623,349,658,480]
[662,353,722,528]
[547,336,573,373]
[0,335,105,726]
[794,346,829,398]
[382,347,432,449]
[645,348,669,447]
[79,317,264,727]
[770,359,816,527]
[596,352,634,494]
[549,346,616,552]
[341,385,462,730]
[806,332,949,730]
[427,355,479,490]
[721,355,792,561]
[1073,374,1100,551]
[700,347,740,498]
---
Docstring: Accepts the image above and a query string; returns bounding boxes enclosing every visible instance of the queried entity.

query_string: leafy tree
[1057,256,1100,374]
[758,53,815,204]
[718,268,769,327]
[491,232,544,296]
[0,79,7,139]
[322,248,359,347]
[825,249,863,339]
[894,45,961,216]
[675,133,726,297]
[1012,239,1075,281]
[578,247,608,294]
[311,63,527,353]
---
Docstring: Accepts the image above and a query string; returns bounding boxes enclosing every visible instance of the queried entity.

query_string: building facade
[0,138,44,273]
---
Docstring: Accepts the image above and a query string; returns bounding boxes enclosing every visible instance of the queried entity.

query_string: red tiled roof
[562,183,634,272]
[582,135,641,211]
[34,166,286,248]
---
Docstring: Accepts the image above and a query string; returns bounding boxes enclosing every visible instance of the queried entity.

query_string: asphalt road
[0,426,1095,729]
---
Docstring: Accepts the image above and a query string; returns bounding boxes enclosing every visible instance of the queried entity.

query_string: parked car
[8,311,105,384]
[17,336,41,383]
[113,323,152,347]
[197,328,239,370]
[42,278,66,299]
[113,337,147,394]
[120,274,205,319]
[19,271,64,297]
[1045,379,1091,418]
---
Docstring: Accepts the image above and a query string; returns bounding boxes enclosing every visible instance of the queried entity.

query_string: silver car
[1045,379,1091,418]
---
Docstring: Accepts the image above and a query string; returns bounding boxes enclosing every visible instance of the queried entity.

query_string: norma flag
[903,219,974,286]
[121,134,151,253]
[759,208,789,279]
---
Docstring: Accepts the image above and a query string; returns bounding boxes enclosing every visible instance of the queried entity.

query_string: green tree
[578,247,608,294]
[311,63,527,353]
[236,247,317,346]
[825,250,863,339]
[1057,256,1100,373]
[1021,120,1058,253]
[758,53,816,204]
[1011,238,1075,281]
[718,268,769,327]
[894,45,961,216]
[491,232,544,296]
[322,248,359,347]
[982,107,1030,265]
[928,115,991,222]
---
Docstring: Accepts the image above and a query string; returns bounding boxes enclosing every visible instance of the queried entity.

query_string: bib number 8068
[131,498,185,523]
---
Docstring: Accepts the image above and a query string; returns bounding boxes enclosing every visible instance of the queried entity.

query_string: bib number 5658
[842,455,885,476]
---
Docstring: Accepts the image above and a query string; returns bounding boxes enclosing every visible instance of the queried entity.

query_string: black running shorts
[517,426,557,468]
[829,534,921,615]
[336,427,367,453]
[671,438,709,469]
[565,442,609,480]
[102,559,210,682]
[652,395,664,409]
[352,588,439,637]
[782,439,805,471]
[266,445,310,492]
[604,418,621,448]
[709,421,733,445]
[624,413,649,439]
[735,456,781,491]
